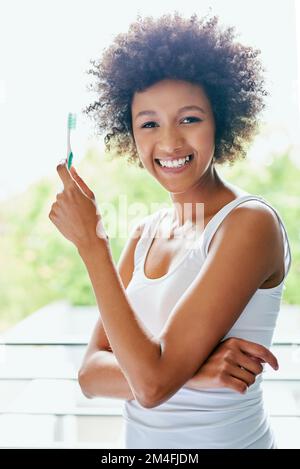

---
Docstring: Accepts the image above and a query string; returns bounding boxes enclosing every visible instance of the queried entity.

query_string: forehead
[131,79,210,114]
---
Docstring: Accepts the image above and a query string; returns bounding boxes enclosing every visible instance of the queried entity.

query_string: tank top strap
[201,194,292,279]
[132,208,166,269]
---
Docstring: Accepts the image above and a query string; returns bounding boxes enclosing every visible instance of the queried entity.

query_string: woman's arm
[79,335,277,400]
[79,221,275,400]
[52,165,279,406]
[78,202,281,408]
[78,220,144,400]
[79,348,135,400]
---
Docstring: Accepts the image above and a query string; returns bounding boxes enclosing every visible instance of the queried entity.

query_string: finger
[236,339,279,370]
[223,375,248,394]
[56,159,75,189]
[49,202,58,221]
[246,354,264,364]
[230,365,257,387]
[235,351,264,376]
[70,166,95,200]
[56,190,64,201]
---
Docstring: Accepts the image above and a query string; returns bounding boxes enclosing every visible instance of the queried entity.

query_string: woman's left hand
[49,160,108,250]
[185,337,278,394]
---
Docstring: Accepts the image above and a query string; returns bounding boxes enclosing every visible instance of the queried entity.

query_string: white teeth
[158,155,192,168]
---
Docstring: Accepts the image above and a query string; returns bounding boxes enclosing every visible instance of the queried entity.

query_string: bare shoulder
[208,199,284,278]
[210,199,282,247]
[231,200,283,246]
[229,199,281,227]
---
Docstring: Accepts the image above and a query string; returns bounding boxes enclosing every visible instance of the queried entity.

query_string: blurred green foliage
[0,148,299,331]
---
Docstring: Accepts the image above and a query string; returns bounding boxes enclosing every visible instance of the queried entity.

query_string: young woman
[49,13,291,449]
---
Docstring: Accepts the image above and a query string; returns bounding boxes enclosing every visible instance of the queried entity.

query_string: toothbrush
[67,112,77,169]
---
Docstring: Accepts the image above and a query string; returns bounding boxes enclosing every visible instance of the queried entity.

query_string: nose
[157,127,185,154]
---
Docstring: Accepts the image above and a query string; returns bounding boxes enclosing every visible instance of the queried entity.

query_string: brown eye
[181,116,202,124]
[141,121,157,129]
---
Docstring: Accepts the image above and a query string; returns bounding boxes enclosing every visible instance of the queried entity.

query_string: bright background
[0,0,300,450]
[0,0,299,202]
[0,0,299,329]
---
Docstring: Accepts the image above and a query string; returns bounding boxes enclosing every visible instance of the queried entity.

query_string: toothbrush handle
[68,152,73,170]
[67,127,71,159]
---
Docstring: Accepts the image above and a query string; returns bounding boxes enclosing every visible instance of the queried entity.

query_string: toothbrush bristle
[68,113,77,129]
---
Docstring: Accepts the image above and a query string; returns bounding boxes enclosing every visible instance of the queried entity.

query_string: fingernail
[58,158,67,165]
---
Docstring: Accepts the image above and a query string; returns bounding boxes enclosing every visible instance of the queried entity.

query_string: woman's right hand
[185,337,279,394]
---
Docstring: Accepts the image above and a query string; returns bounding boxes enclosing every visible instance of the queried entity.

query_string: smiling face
[131,79,216,193]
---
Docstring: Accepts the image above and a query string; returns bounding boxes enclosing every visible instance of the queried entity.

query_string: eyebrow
[134,105,206,121]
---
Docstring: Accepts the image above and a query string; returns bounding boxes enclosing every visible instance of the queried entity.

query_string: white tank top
[122,194,292,449]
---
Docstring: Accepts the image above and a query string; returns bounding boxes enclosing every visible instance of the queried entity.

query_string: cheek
[195,126,215,152]
[134,132,152,159]
[133,130,144,152]
[132,137,149,169]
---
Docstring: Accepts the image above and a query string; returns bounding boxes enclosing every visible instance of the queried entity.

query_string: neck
[169,164,226,228]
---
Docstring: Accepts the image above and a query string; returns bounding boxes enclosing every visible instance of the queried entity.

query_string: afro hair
[84,12,268,167]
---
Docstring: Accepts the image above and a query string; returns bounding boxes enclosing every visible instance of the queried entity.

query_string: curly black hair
[84,12,267,167]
